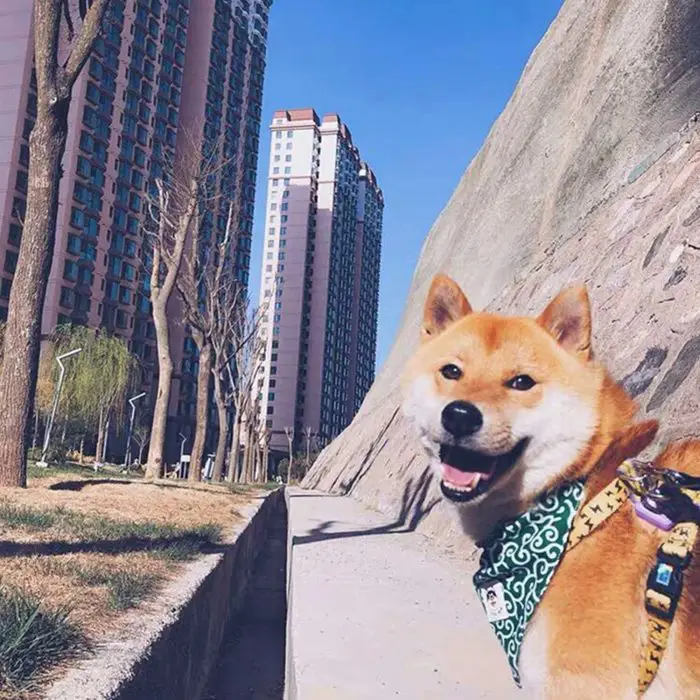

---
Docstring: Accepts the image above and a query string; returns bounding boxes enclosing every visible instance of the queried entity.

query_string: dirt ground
[0,470,259,637]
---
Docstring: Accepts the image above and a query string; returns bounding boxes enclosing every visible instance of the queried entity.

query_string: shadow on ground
[294,465,439,545]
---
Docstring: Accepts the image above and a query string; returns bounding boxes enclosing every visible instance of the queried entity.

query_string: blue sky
[251,0,564,371]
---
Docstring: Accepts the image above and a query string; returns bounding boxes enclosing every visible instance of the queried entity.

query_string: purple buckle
[631,495,674,531]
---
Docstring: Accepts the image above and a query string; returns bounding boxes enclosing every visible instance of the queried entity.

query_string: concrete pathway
[286,489,520,700]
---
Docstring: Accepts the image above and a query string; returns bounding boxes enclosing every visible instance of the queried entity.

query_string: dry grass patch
[0,465,262,696]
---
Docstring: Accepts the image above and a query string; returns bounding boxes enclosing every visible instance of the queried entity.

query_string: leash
[566,460,700,696]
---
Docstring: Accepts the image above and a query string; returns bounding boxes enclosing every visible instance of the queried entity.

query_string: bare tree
[224,305,267,482]
[0,0,111,487]
[131,421,150,468]
[208,211,245,482]
[176,185,241,481]
[143,135,205,479]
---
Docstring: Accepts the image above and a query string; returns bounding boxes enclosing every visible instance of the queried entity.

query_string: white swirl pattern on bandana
[473,481,585,686]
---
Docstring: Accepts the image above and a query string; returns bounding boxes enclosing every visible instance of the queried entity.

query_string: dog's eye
[440,364,462,381]
[506,374,536,391]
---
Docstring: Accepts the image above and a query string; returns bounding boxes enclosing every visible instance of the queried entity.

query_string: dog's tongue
[442,464,482,487]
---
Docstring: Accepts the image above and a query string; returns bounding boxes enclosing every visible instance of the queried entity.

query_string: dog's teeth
[444,474,482,492]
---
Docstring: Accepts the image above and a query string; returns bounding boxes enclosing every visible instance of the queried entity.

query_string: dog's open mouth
[438,440,528,503]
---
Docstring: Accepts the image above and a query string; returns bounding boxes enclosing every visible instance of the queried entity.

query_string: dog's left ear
[422,274,472,342]
[537,285,592,361]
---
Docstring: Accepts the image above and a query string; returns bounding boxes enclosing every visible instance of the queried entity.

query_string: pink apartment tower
[0,0,272,460]
[257,109,383,460]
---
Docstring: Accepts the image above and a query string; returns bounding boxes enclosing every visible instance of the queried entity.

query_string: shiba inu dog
[401,273,700,699]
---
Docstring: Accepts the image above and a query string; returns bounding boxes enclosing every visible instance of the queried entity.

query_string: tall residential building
[0,0,272,457]
[257,109,383,458]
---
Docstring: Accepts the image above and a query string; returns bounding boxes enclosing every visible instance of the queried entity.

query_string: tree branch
[62,0,111,90]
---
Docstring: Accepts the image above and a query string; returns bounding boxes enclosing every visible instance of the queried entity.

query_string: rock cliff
[304,0,700,552]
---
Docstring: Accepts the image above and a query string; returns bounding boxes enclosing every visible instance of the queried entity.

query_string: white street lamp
[123,392,146,471]
[37,347,82,468]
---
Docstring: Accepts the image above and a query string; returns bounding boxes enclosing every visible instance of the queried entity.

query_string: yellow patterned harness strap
[566,476,629,552]
[564,461,699,697]
[638,518,698,695]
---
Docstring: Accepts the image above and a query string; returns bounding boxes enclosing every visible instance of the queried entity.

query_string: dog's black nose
[441,401,483,438]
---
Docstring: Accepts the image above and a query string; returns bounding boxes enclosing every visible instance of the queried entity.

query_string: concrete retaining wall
[46,488,285,700]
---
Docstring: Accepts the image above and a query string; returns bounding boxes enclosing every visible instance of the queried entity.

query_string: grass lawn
[0,462,264,698]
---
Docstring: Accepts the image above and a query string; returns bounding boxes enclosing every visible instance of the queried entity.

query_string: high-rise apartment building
[257,109,383,458]
[0,0,272,456]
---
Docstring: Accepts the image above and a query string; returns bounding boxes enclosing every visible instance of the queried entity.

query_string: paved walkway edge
[284,488,519,700]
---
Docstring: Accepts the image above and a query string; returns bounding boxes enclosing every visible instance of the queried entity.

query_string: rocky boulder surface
[304,0,700,552]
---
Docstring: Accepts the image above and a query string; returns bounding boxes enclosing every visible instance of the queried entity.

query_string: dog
[401,273,700,699]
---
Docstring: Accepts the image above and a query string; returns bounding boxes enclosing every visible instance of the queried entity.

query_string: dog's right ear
[422,274,472,342]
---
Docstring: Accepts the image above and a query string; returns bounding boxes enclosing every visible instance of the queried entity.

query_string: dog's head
[401,274,606,514]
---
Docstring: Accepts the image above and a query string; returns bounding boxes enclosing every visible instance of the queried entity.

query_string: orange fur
[402,274,700,698]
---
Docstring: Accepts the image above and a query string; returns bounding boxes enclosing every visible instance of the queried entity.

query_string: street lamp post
[123,392,146,471]
[284,426,294,485]
[178,433,188,478]
[37,347,82,468]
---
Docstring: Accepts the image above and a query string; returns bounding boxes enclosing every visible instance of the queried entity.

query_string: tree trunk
[189,341,212,482]
[255,444,263,483]
[227,412,241,482]
[240,424,251,485]
[79,436,84,466]
[95,406,105,465]
[244,422,255,483]
[32,410,39,451]
[262,445,269,484]
[0,97,69,486]
[145,302,173,479]
[0,0,110,488]
[212,371,227,482]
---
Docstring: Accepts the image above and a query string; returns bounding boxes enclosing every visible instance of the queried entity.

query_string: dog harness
[473,460,700,695]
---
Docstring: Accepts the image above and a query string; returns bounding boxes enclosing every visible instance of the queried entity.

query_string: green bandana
[473,481,585,686]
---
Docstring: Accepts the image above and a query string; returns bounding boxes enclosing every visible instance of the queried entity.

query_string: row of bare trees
[140,130,269,483]
[0,0,269,487]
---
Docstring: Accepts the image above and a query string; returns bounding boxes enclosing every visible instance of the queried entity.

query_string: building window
[286,142,292,150]
[59,286,75,308]
[273,167,279,174]
[0,278,12,299]
[284,167,291,174]
[268,392,275,401]
[273,155,280,163]
[285,155,292,162]
[267,406,274,415]
[8,224,22,247]
[116,309,128,328]
[4,252,18,274]
[63,260,78,281]
[287,130,293,138]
